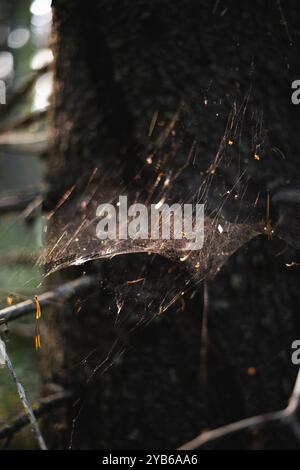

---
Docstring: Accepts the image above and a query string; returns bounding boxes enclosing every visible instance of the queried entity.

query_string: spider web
[36,93,281,374]
[0,0,299,450]
[37,90,293,449]
[39,96,266,284]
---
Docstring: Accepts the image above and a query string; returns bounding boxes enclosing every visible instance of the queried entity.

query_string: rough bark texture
[43,0,300,449]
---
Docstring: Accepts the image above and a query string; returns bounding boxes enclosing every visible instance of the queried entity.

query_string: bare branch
[0,390,73,444]
[21,195,44,221]
[0,336,47,450]
[177,368,300,450]
[0,275,99,325]
[0,110,47,134]
[0,186,46,215]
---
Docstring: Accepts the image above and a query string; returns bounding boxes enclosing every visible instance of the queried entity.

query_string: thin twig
[0,186,46,215]
[177,368,300,450]
[21,195,44,221]
[0,335,47,449]
[0,275,99,325]
[0,390,73,443]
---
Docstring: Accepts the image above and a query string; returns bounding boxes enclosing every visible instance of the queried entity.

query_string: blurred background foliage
[0,0,52,449]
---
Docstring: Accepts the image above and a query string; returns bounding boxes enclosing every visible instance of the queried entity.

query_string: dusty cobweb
[39,96,266,282]
[35,88,297,446]
[36,92,279,368]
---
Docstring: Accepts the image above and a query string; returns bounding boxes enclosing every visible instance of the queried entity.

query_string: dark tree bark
[43,0,300,449]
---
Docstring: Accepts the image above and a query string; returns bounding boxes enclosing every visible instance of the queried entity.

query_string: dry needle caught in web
[148,110,158,137]
[6,295,14,306]
[34,295,42,350]
[263,192,274,240]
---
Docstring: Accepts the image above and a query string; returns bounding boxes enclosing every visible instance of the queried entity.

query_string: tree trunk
[43,0,300,449]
